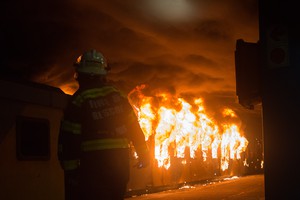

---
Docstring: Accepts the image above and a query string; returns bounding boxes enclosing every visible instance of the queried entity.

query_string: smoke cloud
[1,0,259,114]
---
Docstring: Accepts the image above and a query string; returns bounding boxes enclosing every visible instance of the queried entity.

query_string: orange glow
[60,83,78,95]
[61,87,74,95]
[129,84,248,170]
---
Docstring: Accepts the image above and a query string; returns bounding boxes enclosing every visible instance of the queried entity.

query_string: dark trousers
[79,148,130,200]
[64,169,80,200]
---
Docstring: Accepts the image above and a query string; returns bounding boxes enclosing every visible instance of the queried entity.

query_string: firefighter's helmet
[74,49,109,75]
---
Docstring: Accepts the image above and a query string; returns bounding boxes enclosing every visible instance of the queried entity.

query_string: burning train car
[126,84,256,193]
[0,77,262,200]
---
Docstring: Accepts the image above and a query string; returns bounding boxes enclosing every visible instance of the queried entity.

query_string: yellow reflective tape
[63,159,80,171]
[61,120,81,135]
[72,94,85,107]
[82,86,119,99]
[81,138,129,152]
[73,86,121,106]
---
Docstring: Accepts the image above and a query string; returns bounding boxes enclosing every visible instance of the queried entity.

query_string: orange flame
[128,84,248,170]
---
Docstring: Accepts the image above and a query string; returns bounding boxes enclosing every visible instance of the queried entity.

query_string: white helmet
[74,49,109,75]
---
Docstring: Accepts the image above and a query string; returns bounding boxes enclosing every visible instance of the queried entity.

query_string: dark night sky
[1,0,261,126]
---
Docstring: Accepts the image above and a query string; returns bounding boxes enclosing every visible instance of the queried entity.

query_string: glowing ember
[128,84,248,170]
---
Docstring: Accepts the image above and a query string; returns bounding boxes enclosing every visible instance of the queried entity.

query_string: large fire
[128,84,248,171]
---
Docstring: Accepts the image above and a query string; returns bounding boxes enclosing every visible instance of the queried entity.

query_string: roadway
[125,174,265,200]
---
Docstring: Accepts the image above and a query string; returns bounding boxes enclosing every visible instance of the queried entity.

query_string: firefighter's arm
[127,113,150,168]
[58,119,82,171]
[58,102,82,171]
[134,146,150,169]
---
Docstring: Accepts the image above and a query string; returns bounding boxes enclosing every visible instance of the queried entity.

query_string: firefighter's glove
[135,153,150,169]
[135,160,147,169]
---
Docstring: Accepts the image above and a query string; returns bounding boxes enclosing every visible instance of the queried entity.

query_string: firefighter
[58,49,150,200]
